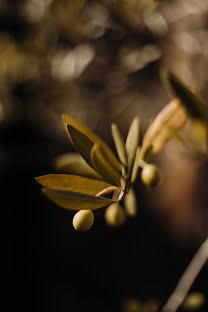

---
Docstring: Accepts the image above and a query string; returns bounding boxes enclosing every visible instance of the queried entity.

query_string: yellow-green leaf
[131,147,141,183]
[67,124,94,167]
[141,99,188,159]
[166,72,208,122]
[36,174,112,195]
[42,187,117,210]
[91,144,121,187]
[142,144,153,162]
[63,114,122,172]
[53,152,102,179]
[111,123,128,166]
[126,116,140,178]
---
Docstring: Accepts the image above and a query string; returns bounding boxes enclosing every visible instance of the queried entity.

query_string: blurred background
[3,0,207,311]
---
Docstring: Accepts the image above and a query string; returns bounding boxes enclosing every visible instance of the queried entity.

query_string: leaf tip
[35,176,41,183]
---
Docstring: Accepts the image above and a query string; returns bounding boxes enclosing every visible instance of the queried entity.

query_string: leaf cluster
[36,71,208,230]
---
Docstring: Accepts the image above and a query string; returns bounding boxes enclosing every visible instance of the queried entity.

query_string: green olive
[105,203,126,226]
[141,164,161,187]
[122,298,142,312]
[72,210,94,232]
[182,292,205,311]
[124,187,137,217]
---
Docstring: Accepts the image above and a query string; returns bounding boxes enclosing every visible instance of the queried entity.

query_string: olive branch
[36,71,208,311]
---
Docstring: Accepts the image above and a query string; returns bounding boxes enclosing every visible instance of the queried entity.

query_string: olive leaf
[42,187,118,210]
[63,114,122,173]
[126,116,140,179]
[141,144,153,162]
[66,124,94,167]
[53,152,102,179]
[141,99,188,159]
[111,123,128,166]
[131,147,141,183]
[36,174,113,195]
[90,144,121,187]
[124,187,137,217]
[166,72,208,122]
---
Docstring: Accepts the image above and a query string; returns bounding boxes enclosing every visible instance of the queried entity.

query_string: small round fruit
[122,298,141,312]
[72,210,94,232]
[105,203,126,227]
[141,164,161,187]
[124,187,137,217]
[183,292,205,311]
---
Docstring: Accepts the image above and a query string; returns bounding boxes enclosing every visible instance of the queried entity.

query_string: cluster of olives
[72,163,161,232]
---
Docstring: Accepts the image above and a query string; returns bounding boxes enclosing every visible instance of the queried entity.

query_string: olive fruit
[105,203,126,226]
[124,187,137,217]
[122,298,142,312]
[72,210,94,232]
[141,164,161,187]
[182,292,205,311]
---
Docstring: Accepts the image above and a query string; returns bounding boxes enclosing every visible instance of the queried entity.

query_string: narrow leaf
[166,72,208,121]
[67,124,94,167]
[53,153,101,179]
[63,114,122,173]
[142,144,153,162]
[42,187,117,210]
[91,144,121,187]
[126,116,140,178]
[141,99,188,159]
[36,174,112,195]
[131,147,141,183]
[111,123,128,166]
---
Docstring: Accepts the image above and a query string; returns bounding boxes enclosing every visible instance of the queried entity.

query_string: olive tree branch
[161,237,208,312]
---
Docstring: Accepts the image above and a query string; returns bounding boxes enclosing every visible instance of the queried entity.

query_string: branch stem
[162,237,208,312]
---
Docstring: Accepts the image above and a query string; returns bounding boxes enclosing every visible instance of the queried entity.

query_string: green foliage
[63,114,122,173]
[140,98,188,159]
[111,123,128,167]
[42,187,117,210]
[90,144,121,187]
[36,174,112,194]
[166,72,208,122]
[125,116,140,182]
[53,153,101,179]
[36,71,208,231]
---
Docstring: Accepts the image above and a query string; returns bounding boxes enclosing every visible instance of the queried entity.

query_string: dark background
[1,0,207,311]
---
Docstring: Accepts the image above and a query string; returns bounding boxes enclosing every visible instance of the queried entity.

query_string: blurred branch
[162,237,208,312]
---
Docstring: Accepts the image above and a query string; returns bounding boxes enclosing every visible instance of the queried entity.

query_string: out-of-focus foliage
[166,72,208,122]
[37,73,208,229]
[140,98,188,159]
[1,0,208,142]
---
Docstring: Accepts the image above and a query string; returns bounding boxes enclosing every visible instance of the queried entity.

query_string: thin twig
[96,186,119,197]
[162,237,208,312]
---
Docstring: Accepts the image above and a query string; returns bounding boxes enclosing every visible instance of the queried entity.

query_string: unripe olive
[72,210,94,232]
[182,292,205,311]
[124,187,137,217]
[122,298,141,312]
[141,164,161,187]
[105,203,126,227]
